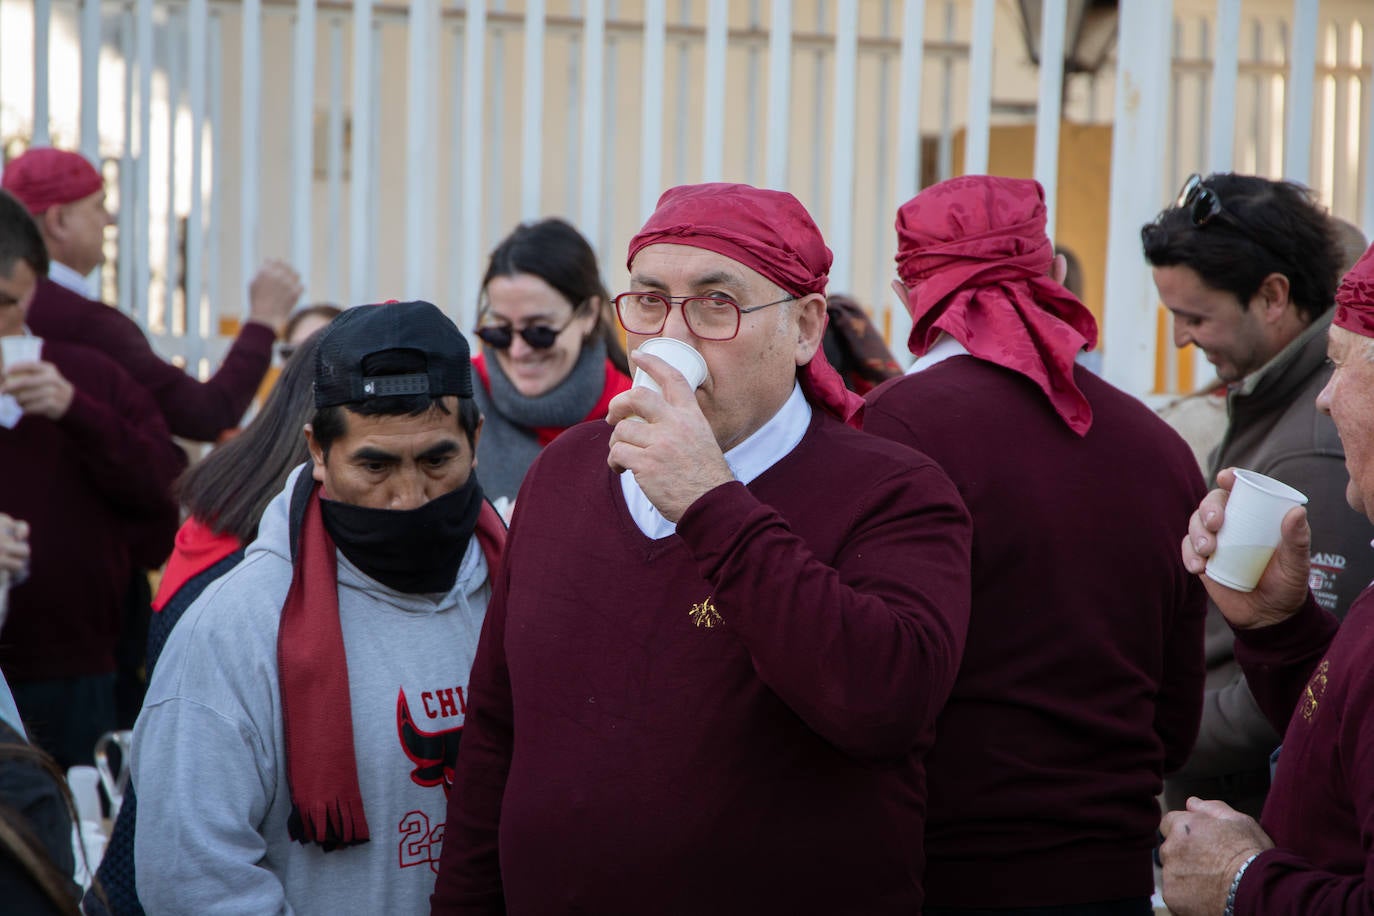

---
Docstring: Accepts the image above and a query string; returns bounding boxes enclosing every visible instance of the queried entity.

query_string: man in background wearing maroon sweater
[431,183,973,915]
[1161,242,1374,915]
[3,146,303,729]
[0,191,183,770]
[864,176,1207,916]
[1,146,303,443]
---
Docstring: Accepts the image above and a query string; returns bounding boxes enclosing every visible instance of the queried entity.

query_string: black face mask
[318,476,484,594]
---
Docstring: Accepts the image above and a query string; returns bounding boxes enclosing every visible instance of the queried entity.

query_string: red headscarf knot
[1,147,104,214]
[1334,242,1374,339]
[894,175,1099,436]
[628,183,864,427]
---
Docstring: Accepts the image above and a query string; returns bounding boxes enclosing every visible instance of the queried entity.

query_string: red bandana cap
[894,175,1099,436]
[1334,242,1374,338]
[1,147,104,214]
[627,182,865,427]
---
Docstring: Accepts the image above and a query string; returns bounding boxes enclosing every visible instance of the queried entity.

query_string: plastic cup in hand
[0,336,42,371]
[631,337,708,395]
[1205,469,1308,592]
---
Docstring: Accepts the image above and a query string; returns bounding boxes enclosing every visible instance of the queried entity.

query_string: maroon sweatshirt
[0,340,183,681]
[432,411,972,915]
[27,277,274,442]
[1230,588,1374,914]
[864,357,1208,907]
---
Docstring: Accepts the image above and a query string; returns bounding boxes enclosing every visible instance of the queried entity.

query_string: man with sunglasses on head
[1142,173,1374,820]
[432,183,973,915]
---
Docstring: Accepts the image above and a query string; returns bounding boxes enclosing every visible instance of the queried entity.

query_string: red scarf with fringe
[278,478,506,850]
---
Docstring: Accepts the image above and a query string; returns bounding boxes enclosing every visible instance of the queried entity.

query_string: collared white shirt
[48,261,96,298]
[621,382,813,539]
[906,332,969,374]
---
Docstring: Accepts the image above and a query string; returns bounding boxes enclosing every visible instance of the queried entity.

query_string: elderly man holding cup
[432,183,974,915]
[1160,242,1374,914]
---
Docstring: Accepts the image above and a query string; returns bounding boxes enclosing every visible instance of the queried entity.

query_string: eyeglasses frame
[611,292,798,342]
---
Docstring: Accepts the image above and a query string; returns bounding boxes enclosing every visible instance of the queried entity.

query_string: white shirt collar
[620,382,813,539]
[906,332,969,374]
[48,261,96,298]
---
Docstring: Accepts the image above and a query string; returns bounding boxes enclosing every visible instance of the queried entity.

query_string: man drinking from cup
[431,182,973,915]
[0,190,182,770]
[1141,174,1374,817]
[1159,242,1374,913]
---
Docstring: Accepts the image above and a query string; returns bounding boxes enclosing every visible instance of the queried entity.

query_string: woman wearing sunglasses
[472,219,631,509]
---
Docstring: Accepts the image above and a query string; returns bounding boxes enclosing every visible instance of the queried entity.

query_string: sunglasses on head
[1171,173,1285,259]
[475,312,580,351]
[1176,174,1234,228]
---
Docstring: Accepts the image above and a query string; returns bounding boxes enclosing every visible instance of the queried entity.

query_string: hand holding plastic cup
[0,335,42,372]
[631,337,708,395]
[1205,469,1308,592]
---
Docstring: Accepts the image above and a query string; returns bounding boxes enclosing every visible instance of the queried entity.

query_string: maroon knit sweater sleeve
[50,341,186,516]
[1233,592,1339,734]
[26,278,273,441]
[674,470,972,759]
[431,519,515,915]
[1232,588,1374,915]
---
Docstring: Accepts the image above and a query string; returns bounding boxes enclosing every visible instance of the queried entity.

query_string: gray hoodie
[132,467,490,915]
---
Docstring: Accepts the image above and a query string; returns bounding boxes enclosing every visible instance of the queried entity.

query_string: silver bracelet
[1223,852,1261,916]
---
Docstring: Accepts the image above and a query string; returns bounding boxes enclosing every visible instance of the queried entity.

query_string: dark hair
[481,218,630,375]
[283,303,342,344]
[0,725,93,915]
[309,348,481,456]
[0,190,49,279]
[1140,173,1340,324]
[176,329,324,543]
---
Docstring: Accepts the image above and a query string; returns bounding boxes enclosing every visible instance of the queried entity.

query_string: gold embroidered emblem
[689,596,722,629]
[1301,659,1330,721]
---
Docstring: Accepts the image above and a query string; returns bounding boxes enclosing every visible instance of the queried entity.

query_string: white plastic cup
[631,337,708,395]
[1205,469,1309,592]
[66,765,104,825]
[0,335,42,370]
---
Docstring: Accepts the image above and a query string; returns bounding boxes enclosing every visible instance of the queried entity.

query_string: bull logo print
[396,689,463,796]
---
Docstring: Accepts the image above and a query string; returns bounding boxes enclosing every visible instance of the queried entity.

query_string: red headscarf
[1,147,104,214]
[894,175,1099,436]
[1335,242,1374,338]
[627,182,865,428]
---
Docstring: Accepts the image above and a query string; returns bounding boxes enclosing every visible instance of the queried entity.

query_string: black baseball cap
[314,300,473,408]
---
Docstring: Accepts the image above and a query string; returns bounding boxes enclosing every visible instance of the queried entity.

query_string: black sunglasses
[1168,174,1285,260]
[1176,174,1236,228]
[475,313,579,351]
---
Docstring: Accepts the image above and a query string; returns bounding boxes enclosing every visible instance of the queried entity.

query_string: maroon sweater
[27,277,274,442]
[0,340,183,681]
[1231,588,1374,914]
[864,357,1208,907]
[432,411,972,915]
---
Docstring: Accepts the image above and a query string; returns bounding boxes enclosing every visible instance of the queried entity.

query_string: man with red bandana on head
[431,182,973,915]
[2,146,303,443]
[1160,241,1374,914]
[864,175,1208,916]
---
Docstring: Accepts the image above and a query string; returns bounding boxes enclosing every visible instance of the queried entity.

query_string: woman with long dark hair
[472,218,631,506]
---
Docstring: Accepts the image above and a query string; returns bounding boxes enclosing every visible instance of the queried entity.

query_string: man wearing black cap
[131,301,504,916]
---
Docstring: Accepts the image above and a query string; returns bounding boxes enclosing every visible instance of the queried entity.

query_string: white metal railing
[0,0,1371,400]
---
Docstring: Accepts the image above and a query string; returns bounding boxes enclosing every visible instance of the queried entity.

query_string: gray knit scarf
[473,337,610,502]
